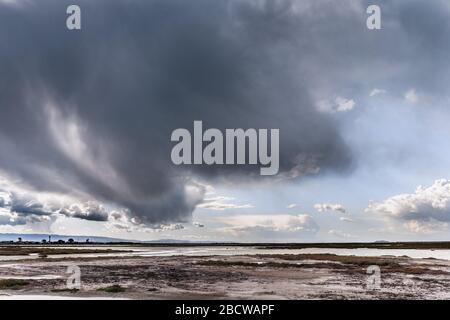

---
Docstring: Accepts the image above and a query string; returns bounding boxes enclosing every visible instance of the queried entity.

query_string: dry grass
[97,285,126,293]
[0,279,30,289]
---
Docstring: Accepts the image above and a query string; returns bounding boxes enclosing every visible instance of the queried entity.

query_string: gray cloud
[0,192,53,225]
[19,0,450,227]
[59,202,109,222]
[0,214,27,226]
[0,177,112,224]
[10,194,51,217]
[0,0,357,225]
[5,192,110,223]
[1,0,449,235]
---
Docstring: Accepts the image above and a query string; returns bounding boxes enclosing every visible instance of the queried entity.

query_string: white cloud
[193,221,204,228]
[340,217,354,223]
[366,179,450,233]
[328,229,354,239]
[217,214,319,238]
[314,203,346,214]
[369,88,387,97]
[403,220,448,234]
[287,203,298,209]
[404,89,418,104]
[0,191,11,208]
[335,97,356,112]
[197,196,254,211]
[316,97,356,113]
[155,223,185,231]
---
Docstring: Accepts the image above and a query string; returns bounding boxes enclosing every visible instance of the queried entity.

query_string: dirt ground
[0,253,449,299]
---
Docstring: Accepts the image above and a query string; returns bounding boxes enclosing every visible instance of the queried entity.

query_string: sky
[1,0,450,242]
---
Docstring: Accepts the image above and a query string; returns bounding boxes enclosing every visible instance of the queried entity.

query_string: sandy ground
[0,253,449,299]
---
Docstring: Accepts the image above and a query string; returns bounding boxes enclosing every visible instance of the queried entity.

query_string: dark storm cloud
[59,202,109,222]
[9,0,449,224]
[10,195,50,217]
[2,192,109,223]
[306,0,450,100]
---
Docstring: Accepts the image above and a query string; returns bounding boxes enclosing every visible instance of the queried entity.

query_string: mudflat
[0,250,449,299]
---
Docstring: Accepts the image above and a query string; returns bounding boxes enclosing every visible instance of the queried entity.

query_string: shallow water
[128,246,450,260]
[2,246,450,261]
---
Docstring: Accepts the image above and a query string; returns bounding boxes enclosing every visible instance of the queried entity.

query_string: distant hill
[0,233,216,244]
[0,233,132,243]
